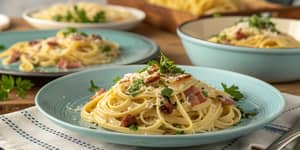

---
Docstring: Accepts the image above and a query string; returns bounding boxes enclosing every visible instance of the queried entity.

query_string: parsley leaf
[0,90,8,101]
[61,27,78,37]
[128,79,144,96]
[15,77,34,98]
[1,75,14,91]
[237,106,258,119]
[247,14,279,33]
[221,83,244,101]
[88,80,99,93]
[93,11,106,23]
[113,76,121,84]
[136,60,158,73]
[52,14,63,21]
[161,87,173,99]
[174,124,184,134]
[128,124,138,131]
[0,44,6,50]
[202,91,208,97]
[102,45,111,52]
[74,5,90,23]
[0,75,33,100]
[159,53,184,74]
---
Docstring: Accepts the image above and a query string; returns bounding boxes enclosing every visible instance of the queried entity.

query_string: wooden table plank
[0,18,300,115]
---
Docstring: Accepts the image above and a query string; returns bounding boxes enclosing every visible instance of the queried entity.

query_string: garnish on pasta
[209,14,300,48]
[0,28,119,72]
[81,54,253,135]
[31,2,135,23]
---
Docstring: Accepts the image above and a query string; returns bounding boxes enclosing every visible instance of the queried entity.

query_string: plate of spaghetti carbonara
[208,15,300,48]
[0,28,158,76]
[23,2,145,30]
[36,54,284,147]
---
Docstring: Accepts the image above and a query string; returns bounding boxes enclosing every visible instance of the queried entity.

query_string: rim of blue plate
[177,16,300,54]
[0,29,160,77]
[35,65,285,138]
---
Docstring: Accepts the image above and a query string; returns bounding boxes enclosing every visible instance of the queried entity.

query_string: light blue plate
[35,65,284,147]
[0,29,159,77]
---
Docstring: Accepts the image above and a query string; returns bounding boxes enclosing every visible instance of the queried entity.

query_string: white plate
[0,14,10,31]
[22,5,145,30]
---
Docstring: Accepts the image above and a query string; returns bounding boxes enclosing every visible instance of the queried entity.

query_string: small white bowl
[0,14,10,31]
[23,5,145,30]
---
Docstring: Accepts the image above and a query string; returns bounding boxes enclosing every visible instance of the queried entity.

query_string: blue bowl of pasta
[35,58,284,147]
[177,15,300,82]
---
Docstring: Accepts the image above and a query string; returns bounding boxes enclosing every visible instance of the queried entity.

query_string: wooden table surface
[1,18,300,114]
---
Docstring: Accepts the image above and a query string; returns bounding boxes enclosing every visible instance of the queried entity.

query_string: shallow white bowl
[23,5,145,30]
[0,14,10,31]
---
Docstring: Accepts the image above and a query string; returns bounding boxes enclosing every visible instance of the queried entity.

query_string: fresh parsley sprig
[159,53,184,74]
[221,83,244,101]
[88,80,99,93]
[0,75,33,101]
[128,79,144,96]
[0,44,6,51]
[161,87,173,99]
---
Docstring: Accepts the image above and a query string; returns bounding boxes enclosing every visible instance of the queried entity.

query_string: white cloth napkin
[1,93,300,150]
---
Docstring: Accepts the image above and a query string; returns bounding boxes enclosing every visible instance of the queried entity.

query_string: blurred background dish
[0,29,159,77]
[23,3,145,30]
[177,16,300,83]
[0,14,10,31]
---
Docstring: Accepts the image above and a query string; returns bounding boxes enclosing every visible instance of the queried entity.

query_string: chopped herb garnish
[61,27,78,37]
[213,13,221,18]
[128,79,144,96]
[176,130,185,134]
[88,80,99,93]
[113,76,121,84]
[237,106,258,119]
[159,53,184,74]
[128,124,138,131]
[0,75,33,101]
[73,5,90,23]
[93,11,106,23]
[241,14,280,33]
[52,14,63,21]
[221,83,244,101]
[65,11,73,21]
[136,60,159,73]
[202,91,208,97]
[174,124,184,134]
[15,77,34,98]
[0,44,5,50]
[102,45,111,52]
[161,87,173,99]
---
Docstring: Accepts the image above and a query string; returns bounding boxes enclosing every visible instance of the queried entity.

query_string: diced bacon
[90,34,102,40]
[174,74,191,82]
[28,40,39,46]
[147,64,159,74]
[57,59,82,69]
[8,50,21,63]
[47,41,59,47]
[72,35,82,41]
[67,61,82,68]
[144,72,160,84]
[236,28,249,40]
[120,114,137,127]
[184,86,206,106]
[159,101,173,114]
[217,95,234,105]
